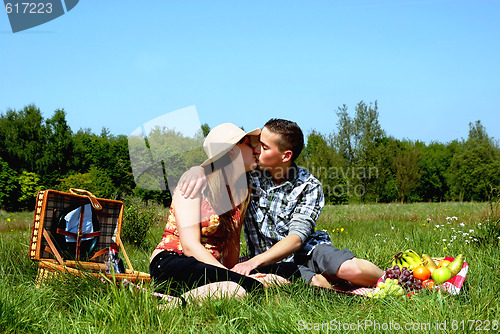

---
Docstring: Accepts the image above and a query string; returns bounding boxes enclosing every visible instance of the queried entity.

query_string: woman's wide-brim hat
[201,123,261,167]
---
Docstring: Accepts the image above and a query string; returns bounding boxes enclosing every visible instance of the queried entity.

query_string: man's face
[255,127,285,169]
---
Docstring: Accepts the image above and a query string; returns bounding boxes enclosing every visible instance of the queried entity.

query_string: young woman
[149,123,298,305]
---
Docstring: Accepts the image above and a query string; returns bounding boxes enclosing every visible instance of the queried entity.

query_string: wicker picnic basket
[29,188,150,285]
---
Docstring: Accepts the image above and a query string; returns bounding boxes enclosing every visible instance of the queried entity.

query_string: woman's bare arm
[173,190,227,269]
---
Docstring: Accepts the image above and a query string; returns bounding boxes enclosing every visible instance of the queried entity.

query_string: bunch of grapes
[367,278,404,298]
[384,265,423,291]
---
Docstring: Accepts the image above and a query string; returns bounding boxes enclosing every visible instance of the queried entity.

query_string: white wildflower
[460,223,465,227]
[469,229,474,233]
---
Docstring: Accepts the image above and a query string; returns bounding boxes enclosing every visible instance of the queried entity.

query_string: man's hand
[231,258,262,276]
[177,166,207,198]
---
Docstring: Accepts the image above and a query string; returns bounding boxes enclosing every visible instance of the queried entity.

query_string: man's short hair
[264,118,304,162]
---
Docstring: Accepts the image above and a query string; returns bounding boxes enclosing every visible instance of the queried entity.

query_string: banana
[401,254,418,270]
[401,249,423,270]
[392,252,411,269]
[399,257,410,269]
[404,249,423,264]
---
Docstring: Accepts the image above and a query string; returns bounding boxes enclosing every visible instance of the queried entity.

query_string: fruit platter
[367,250,468,298]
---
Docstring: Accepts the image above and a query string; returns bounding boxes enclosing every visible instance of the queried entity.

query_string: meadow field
[1,201,499,333]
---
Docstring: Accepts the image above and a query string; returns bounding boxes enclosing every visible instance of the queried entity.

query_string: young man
[180,119,383,288]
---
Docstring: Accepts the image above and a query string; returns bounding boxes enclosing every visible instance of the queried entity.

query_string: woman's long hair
[204,148,251,245]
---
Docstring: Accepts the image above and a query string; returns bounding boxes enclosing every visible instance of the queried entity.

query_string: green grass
[1,202,499,333]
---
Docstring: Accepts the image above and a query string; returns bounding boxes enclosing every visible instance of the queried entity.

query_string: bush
[121,197,163,248]
[56,166,116,199]
[18,171,44,210]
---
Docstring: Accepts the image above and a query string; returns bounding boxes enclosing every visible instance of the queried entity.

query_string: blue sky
[1,0,499,144]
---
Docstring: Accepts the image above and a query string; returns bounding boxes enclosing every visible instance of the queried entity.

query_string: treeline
[295,101,500,204]
[1,105,140,211]
[1,103,499,211]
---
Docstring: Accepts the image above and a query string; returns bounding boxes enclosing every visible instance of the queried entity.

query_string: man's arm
[177,166,207,198]
[231,234,302,275]
[234,178,324,275]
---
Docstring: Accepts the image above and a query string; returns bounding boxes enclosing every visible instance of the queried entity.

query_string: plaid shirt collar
[254,163,299,190]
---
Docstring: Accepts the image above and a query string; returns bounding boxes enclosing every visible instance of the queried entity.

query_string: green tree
[448,121,500,201]
[394,140,423,203]
[0,158,20,211]
[370,136,400,203]
[71,128,94,173]
[301,131,347,204]
[0,105,47,172]
[332,101,385,202]
[128,126,205,206]
[201,123,211,137]
[414,141,458,202]
[42,109,74,186]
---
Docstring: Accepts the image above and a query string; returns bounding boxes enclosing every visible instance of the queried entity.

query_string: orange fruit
[438,260,451,268]
[413,265,432,280]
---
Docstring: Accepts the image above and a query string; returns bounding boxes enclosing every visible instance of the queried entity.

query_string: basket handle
[69,188,103,210]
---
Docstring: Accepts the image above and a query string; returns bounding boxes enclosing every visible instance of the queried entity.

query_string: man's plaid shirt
[243,164,331,262]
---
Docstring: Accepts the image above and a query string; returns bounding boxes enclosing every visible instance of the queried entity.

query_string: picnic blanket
[333,257,469,297]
